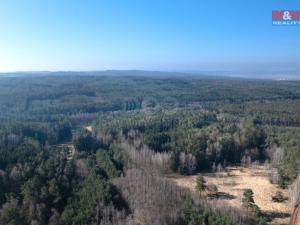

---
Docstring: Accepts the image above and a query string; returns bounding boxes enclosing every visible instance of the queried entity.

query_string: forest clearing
[170,165,291,225]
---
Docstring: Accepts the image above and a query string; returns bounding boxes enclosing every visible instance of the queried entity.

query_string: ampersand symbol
[283,11,292,20]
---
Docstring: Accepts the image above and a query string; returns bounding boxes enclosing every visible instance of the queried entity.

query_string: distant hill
[1,70,299,80]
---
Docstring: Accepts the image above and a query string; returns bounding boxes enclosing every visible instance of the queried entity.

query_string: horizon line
[0,70,299,81]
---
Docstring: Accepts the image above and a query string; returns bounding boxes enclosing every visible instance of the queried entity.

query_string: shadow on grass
[216,192,236,200]
[262,210,290,222]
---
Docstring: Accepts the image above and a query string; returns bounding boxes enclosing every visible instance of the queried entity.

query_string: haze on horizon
[0,0,300,76]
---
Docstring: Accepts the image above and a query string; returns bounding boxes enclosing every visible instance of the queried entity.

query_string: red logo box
[272,10,300,20]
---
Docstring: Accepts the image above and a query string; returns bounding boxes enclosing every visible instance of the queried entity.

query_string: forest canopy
[0,73,300,225]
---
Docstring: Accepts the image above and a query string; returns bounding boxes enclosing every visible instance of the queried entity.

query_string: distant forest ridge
[0,70,299,80]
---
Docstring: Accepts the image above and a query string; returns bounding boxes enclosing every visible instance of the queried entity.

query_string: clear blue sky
[0,0,299,73]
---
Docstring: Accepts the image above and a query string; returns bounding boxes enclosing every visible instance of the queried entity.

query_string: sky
[0,0,300,74]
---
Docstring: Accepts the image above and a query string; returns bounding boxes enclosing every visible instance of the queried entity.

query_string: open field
[170,166,291,225]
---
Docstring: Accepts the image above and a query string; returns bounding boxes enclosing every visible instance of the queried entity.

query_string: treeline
[266,126,300,184]
[93,109,267,175]
[220,100,300,183]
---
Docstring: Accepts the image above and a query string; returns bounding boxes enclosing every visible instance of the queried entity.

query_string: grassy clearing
[170,165,291,225]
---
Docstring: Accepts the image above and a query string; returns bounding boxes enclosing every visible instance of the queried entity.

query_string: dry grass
[169,165,291,225]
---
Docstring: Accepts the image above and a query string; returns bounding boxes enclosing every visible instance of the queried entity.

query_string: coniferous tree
[195,174,206,196]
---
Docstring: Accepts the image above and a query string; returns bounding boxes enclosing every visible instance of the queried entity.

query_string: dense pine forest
[1,73,300,225]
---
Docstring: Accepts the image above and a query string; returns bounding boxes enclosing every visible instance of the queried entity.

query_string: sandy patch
[170,166,291,225]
